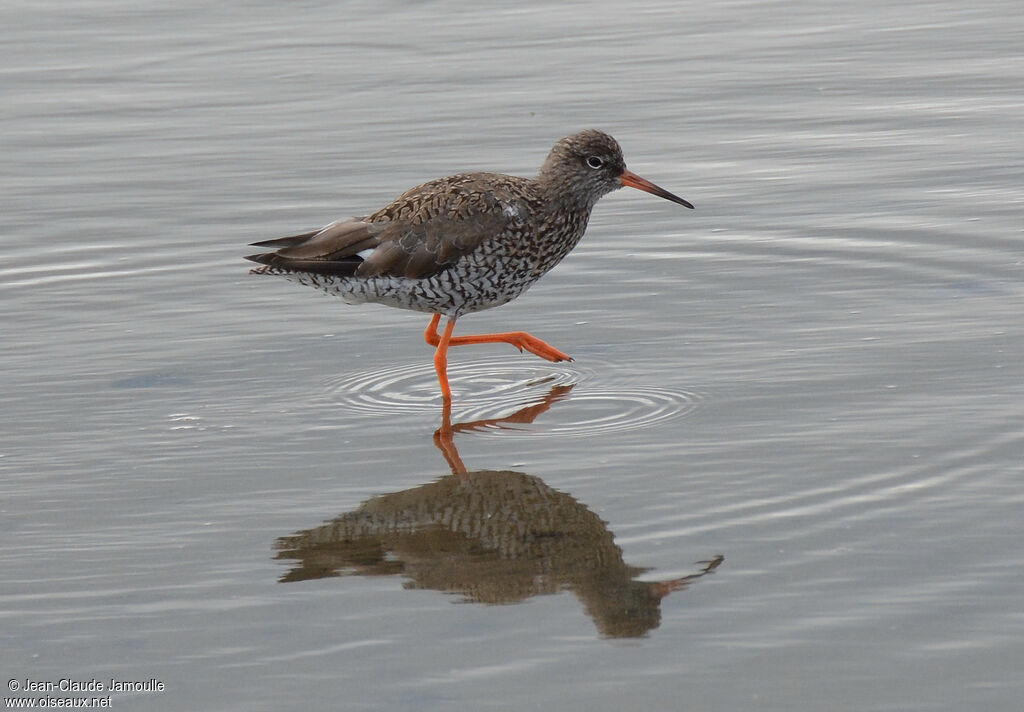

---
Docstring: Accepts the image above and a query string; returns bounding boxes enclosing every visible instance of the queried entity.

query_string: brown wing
[249,218,381,259]
[358,174,530,279]
[246,173,531,280]
[245,218,384,276]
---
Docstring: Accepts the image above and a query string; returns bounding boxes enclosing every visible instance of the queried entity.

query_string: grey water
[3,1,1023,710]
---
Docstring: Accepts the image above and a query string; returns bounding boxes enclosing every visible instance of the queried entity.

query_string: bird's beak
[619,169,694,209]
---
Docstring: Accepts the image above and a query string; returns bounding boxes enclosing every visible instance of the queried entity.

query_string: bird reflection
[275,386,722,638]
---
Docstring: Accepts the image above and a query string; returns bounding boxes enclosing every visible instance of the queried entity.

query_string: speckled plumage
[246,130,692,400]
[246,130,691,318]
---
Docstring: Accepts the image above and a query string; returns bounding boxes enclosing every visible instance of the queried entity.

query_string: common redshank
[246,130,692,401]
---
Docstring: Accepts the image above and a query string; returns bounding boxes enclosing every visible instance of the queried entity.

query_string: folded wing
[246,174,529,281]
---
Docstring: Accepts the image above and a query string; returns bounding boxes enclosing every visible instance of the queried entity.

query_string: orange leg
[430,315,457,403]
[423,313,573,364]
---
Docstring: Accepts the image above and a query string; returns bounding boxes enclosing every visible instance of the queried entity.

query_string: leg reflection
[275,384,722,638]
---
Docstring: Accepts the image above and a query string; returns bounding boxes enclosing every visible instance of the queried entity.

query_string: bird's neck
[534,176,600,217]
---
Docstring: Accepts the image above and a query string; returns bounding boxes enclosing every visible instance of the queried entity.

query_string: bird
[246,129,693,401]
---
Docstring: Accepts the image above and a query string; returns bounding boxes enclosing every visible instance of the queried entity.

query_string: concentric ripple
[320,360,581,416]
[523,386,703,436]
[318,359,704,436]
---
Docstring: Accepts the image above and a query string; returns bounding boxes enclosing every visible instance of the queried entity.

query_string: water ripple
[317,359,703,436]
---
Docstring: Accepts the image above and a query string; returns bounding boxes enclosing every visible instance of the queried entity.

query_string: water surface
[3,1,1023,710]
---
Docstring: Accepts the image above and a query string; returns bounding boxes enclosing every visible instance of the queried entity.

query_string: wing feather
[246,173,532,281]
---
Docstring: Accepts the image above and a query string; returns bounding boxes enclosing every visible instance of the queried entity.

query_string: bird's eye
[586,156,604,169]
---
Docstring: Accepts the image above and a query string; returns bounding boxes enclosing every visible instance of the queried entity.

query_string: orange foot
[424,314,573,363]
